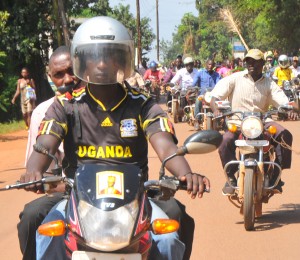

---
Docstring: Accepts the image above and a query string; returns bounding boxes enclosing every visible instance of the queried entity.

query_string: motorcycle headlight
[204,91,212,103]
[241,116,263,138]
[78,199,139,251]
[283,81,291,90]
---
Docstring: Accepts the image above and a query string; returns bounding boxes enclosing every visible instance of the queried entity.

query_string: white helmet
[71,16,134,85]
[278,54,290,69]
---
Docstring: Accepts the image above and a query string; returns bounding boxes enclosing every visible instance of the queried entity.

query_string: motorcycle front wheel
[243,167,256,231]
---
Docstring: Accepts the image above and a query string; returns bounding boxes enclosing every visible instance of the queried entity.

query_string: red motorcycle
[2,130,222,259]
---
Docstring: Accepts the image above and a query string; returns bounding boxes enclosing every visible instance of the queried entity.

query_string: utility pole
[156,0,159,61]
[136,0,142,66]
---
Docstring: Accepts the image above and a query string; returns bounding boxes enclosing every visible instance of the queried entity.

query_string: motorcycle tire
[243,167,256,231]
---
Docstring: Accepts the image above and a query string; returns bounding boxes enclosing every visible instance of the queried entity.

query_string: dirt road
[1,116,300,259]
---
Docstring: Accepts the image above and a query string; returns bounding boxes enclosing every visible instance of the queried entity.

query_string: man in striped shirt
[210,49,298,195]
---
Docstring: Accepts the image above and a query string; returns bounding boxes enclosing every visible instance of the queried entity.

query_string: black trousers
[154,198,195,260]
[17,192,64,260]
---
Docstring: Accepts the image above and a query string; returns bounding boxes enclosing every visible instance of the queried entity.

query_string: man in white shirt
[170,57,198,111]
[171,57,198,91]
[290,56,300,77]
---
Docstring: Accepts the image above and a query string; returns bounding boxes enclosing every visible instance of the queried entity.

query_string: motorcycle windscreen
[74,164,143,251]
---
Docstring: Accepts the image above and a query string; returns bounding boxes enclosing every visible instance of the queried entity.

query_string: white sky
[109,0,198,61]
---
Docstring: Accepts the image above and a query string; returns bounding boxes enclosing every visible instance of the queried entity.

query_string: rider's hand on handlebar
[20,171,43,193]
[179,173,210,199]
[287,110,299,120]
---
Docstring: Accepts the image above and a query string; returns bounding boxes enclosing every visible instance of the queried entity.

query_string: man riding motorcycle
[21,16,210,260]
[272,54,294,87]
[210,49,298,195]
[143,60,163,97]
[169,57,198,113]
[192,59,221,130]
[290,56,300,77]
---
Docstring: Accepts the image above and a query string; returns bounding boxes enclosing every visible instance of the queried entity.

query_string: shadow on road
[0,167,25,173]
[0,135,27,142]
[237,203,300,231]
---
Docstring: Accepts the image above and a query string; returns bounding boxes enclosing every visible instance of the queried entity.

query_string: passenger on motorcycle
[290,56,300,77]
[272,54,294,87]
[210,49,298,195]
[18,46,80,260]
[263,53,275,78]
[192,59,221,130]
[164,57,185,106]
[170,56,198,110]
[21,16,210,260]
[163,56,184,84]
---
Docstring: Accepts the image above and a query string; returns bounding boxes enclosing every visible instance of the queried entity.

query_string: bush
[0,75,22,123]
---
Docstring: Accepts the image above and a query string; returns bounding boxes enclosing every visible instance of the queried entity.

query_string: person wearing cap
[290,56,300,77]
[210,48,298,195]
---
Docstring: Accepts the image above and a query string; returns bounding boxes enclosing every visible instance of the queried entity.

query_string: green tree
[0,0,111,122]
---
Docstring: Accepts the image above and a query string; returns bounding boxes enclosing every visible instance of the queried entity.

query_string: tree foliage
[164,0,300,64]
[0,0,155,122]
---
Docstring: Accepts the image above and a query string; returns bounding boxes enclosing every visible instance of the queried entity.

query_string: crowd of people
[12,15,300,260]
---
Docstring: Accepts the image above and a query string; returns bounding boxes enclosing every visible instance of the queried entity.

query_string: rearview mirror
[183,130,223,154]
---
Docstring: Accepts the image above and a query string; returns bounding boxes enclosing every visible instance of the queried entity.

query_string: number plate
[72,251,142,260]
[235,140,269,147]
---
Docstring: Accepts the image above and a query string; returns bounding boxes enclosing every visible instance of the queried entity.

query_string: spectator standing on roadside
[11,67,36,130]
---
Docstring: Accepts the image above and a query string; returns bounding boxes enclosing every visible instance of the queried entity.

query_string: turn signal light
[268,125,277,135]
[151,219,179,235]
[228,123,237,133]
[38,220,66,236]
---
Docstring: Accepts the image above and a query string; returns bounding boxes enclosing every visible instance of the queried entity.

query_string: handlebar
[213,105,295,121]
[0,176,65,191]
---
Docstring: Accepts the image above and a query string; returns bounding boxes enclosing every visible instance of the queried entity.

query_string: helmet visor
[72,43,133,85]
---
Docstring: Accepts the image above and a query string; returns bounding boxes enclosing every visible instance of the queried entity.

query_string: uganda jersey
[38,84,176,177]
